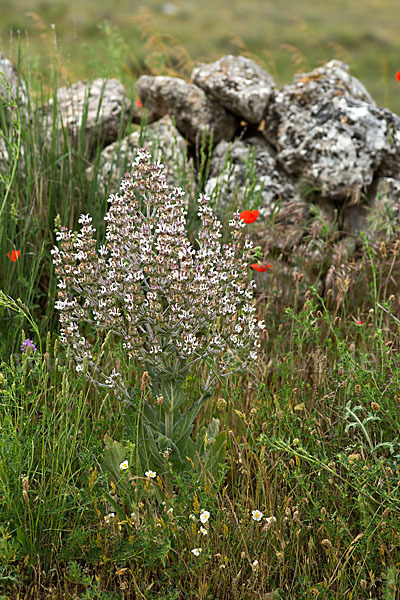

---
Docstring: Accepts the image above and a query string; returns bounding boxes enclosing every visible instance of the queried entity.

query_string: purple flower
[21,339,37,353]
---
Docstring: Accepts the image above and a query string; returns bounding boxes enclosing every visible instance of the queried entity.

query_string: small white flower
[199,526,208,536]
[252,559,259,568]
[130,511,140,526]
[104,512,115,524]
[199,510,210,524]
[252,509,264,522]
[191,548,202,557]
[78,213,91,225]
[145,470,156,478]
[119,460,129,470]
[264,516,277,529]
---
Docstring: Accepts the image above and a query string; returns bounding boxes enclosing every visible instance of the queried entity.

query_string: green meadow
[0,1,399,598]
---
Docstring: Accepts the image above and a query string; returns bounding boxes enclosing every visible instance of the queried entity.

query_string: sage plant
[51,148,264,480]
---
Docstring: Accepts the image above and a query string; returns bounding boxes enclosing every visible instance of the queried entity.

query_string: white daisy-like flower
[252,509,264,522]
[119,460,129,470]
[191,548,202,556]
[199,510,210,524]
[145,470,156,478]
[199,526,208,536]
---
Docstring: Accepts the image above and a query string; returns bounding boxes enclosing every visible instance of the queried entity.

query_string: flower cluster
[252,510,276,529]
[51,149,264,395]
[21,339,37,353]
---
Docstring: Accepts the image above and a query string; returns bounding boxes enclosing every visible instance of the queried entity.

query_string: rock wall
[2,53,400,296]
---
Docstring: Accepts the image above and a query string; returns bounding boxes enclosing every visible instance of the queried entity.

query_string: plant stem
[165,409,174,494]
[165,409,174,441]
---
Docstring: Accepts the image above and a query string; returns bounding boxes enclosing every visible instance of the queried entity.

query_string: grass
[0,14,400,600]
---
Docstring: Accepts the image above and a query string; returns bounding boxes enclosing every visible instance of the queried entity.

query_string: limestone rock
[135,75,238,145]
[264,60,400,201]
[205,135,302,216]
[42,78,131,151]
[191,55,275,124]
[86,116,196,198]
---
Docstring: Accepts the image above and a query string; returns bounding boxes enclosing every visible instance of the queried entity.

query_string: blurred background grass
[0,0,399,113]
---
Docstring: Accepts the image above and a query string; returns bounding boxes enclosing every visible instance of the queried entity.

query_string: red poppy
[7,249,21,262]
[250,263,271,272]
[357,320,364,326]
[396,72,400,83]
[240,209,259,224]
[135,98,143,108]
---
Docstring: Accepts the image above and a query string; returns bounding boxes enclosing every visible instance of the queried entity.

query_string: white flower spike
[52,150,263,400]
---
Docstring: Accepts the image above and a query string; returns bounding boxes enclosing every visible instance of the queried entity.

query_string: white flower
[252,559,259,568]
[145,470,156,478]
[78,213,91,225]
[252,509,264,522]
[199,526,208,536]
[191,548,202,556]
[199,510,210,524]
[264,516,277,529]
[119,460,129,470]
[104,512,115,524]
